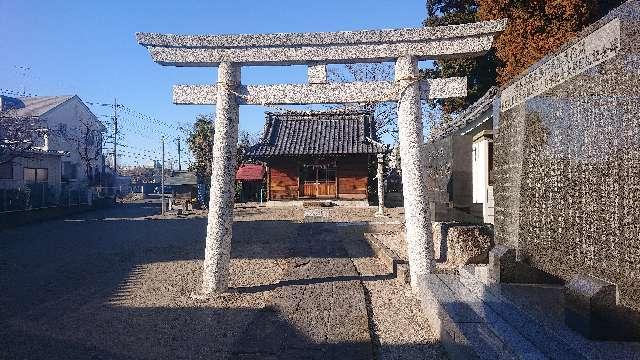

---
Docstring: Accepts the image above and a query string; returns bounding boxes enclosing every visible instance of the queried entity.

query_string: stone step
[459,266,591,360]
[415,273,544,359]
[362,233,409,284]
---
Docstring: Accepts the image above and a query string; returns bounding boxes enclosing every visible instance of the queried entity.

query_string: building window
[24,168,48,183]
[63,161,77,179]
[37,168,48,182]
[0,162,13,179]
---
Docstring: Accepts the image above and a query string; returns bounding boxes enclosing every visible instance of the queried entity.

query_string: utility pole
[176,137,182,171]
[112,98,119,176]
[161,136,166,214]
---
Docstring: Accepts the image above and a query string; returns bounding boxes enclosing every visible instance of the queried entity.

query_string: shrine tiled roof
[247,111,388,157]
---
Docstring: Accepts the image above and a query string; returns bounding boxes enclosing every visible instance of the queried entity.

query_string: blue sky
[0,0,428,167]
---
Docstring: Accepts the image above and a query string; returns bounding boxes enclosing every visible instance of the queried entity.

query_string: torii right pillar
[396,55,434,286]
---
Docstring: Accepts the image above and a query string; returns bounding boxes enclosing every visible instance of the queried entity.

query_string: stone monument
[493,0,640,340]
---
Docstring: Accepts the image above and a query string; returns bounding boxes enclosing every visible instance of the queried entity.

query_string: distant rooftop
[0,95,74,117]
[165,171,198,186]
[429,87,498,141]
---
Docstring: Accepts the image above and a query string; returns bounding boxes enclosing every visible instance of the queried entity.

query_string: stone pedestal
[395,56,434,287]
[202,62,241,294]
[487,245,562,285]
[444,225,493,268]
[564,275,628,340]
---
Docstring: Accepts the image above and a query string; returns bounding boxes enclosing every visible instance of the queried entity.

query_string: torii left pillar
[396,56,435,287]
[202,62,241,294]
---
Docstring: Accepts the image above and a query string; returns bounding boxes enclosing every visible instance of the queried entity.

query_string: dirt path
[1,203,443,359]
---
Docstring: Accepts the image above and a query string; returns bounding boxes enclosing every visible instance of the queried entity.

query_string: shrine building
[247,111,387,201]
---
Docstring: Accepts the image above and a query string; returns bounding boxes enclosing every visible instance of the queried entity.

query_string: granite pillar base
[488,245,562,285]
[565,275,639,341]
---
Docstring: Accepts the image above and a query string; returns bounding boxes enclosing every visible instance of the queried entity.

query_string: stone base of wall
[384,193,404,208]
[0,199,114,230]
[430,202,483,223]
[565,275,640,341]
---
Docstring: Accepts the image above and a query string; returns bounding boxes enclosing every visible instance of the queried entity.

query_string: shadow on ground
[1,306,378,360]
[0,203,443,359]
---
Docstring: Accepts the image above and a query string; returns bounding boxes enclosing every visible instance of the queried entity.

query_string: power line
[118,104,182,132]
[0,88,179,135]
[176,137,182,171]
[1,88,192,167]
[113,98,119,176]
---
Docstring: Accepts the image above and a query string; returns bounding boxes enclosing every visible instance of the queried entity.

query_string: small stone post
[202,62,241,294]
[376,153,385,217]
[395,56,435,288]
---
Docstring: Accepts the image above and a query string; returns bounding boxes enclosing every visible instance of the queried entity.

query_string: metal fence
[0,184,90,213]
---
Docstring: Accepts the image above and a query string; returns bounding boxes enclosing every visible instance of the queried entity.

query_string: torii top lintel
[136,19,507,67]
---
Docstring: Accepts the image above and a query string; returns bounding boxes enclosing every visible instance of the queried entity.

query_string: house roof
[0,95,107,133]
[247,111,388,158]
[429,87,498,141]
[164,171,197,186]
[236,164,265,181]
[0,95,74,117]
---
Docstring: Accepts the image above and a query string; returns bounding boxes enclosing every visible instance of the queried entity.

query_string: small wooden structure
[164,171,197,209]
[247,111,387,201]
[235,164,266,202]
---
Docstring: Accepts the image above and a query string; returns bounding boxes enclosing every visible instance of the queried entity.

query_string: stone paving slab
[343,234,446,360]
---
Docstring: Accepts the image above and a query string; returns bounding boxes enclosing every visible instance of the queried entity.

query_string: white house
[0,95,106,196]
[427,87,498,224]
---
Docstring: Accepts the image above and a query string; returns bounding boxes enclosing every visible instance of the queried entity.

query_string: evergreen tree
[187,114,215,179]
[423,0,498,114]
[186,114,256,180]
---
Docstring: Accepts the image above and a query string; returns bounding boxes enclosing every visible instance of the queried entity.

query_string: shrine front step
[362,233,409,285]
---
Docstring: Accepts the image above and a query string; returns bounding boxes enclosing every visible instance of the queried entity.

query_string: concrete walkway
[0,204,443,359]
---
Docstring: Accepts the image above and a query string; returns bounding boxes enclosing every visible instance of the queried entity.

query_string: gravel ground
[1,203,442,360]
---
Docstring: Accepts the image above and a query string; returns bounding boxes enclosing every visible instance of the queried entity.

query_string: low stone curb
[0,202,114,230]
[363,233,410,285]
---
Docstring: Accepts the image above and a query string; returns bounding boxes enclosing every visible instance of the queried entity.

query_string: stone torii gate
[136,19,506,294]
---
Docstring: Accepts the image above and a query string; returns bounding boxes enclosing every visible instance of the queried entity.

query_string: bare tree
[237,129,258,167]
[60,109,104,185]
[0,110,45,166]
[327,63,399,142]
[79,120,102,183]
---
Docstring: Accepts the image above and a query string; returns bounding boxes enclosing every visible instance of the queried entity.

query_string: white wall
[472,139,489,204]
[472,137,495,224]
[0,155,62,193]
[38,96,105,186]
